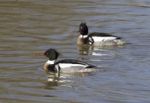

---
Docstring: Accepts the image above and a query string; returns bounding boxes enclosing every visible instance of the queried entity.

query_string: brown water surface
[1,0,150,103]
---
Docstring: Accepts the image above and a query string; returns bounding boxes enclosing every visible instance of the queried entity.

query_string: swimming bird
[77,22,126,46]
[43,48,96,74]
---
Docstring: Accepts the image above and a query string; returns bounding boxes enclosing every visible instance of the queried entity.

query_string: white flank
[58,63,95,73]
[92,36,117,42]
[46,60,55,64]
[58,63,97,73]
[59,63,87,68]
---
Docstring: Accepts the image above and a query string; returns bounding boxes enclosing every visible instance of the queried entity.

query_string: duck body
[88,32,125,46]
[77,23,126,46]
[44,59,95,73]
[43,49,96,74]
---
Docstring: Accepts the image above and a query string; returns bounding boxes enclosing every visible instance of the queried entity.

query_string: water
[1,0,150,103]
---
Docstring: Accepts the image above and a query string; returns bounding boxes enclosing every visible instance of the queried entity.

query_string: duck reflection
[47,72,60,82]
[46,69,96,82]
[44,70,97,89]
[77,45,94,55]
[77,43,125,56]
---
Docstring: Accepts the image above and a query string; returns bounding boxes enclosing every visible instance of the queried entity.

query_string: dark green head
[44,48,59,60]
[79,22,88,35]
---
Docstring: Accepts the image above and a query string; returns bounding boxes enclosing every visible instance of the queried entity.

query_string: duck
[77,22,126,46]
[43,48,96,74]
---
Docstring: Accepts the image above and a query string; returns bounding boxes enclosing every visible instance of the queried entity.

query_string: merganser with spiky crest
[43,48,96,74]
[77,22,126,46]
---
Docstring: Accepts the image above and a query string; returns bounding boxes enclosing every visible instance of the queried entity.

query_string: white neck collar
[46,60,55,64]
[80,35,88,38]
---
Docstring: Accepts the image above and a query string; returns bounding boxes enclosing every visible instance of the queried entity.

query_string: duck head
[44,48,60,73]
[44,48,59,61]
[79,22,88,36]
